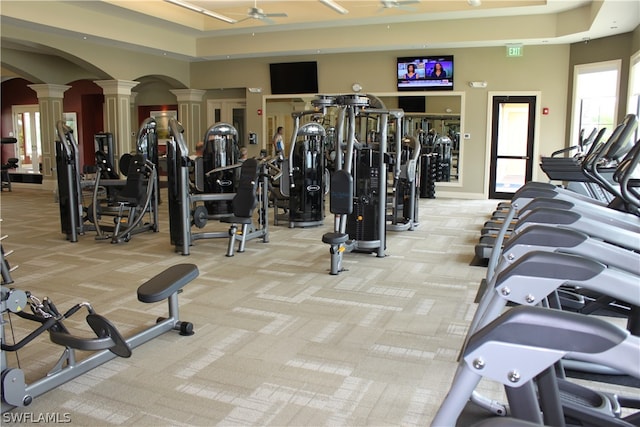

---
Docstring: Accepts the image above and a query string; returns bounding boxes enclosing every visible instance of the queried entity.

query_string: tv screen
[398,96,426,113]
[397,55,454,91]
[270,61,319,95]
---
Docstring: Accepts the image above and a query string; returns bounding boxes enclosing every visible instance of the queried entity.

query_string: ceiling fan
[238,0,288,25]
[379,0,420,11]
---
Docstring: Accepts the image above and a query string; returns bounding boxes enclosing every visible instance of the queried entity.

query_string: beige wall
[3,24,638,197]
[189,44,571,196]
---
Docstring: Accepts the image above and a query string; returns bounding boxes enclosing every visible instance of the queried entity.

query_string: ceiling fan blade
[380,0,419,8]
[265,12,288,17]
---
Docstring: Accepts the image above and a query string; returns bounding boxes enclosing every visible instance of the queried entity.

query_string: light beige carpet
[1,188,633,426]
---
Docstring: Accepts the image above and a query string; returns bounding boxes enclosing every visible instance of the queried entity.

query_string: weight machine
[201,123,240,215]
[387,131,421,232]
[284,112,329,228]
[89,120,159,244]
[321,94,390,275]
[55,121,90,242]
[55,120,160,244]
[166,119,270,256]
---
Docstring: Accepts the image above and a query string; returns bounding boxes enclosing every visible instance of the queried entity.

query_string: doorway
[11,105,42,174]
[207,100,246,146]
[488,95,537,199]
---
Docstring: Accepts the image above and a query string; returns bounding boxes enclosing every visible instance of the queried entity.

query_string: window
[628,52,640,143]
[571,60,621,145]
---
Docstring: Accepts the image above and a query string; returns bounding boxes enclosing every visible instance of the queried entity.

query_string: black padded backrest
[116,154,148,205]
[233,158,258,217]
[330,170,353,215]
[96,150,119,179]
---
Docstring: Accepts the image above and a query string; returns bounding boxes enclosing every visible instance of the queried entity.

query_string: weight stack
[346,197,379,243]
[420,154,437,199]
[439,158,451,182]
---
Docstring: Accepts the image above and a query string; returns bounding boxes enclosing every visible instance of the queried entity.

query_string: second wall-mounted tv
[270,61,319,95]
[397,55,454,91]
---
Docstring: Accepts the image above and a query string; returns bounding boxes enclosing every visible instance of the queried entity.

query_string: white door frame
[11,104,41,172]
[207,99,246,126]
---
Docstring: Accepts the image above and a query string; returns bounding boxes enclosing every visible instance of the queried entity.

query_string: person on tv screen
[404,64,418,80]
[430,62,447,78]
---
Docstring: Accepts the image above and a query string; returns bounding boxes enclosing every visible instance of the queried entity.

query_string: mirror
[263,92,464,184]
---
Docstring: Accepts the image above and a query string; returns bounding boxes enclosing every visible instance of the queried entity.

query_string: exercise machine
[136,117,162,203]
[321,94,390,275]
[90,152,159,243]
[55,120,160,244]
[1,137,18,192]
[475,114,639,260]
[387,132,420,232]
[201,123,241,215]
[457,144,640,421]
[432,305,640,426]
[1,262,198,413]
[90,118,161,243]
[285,115,328,228]
[55,121,93,242]
[166,119,269,256]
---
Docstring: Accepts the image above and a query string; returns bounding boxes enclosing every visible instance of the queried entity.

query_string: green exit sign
[507,45,523,57]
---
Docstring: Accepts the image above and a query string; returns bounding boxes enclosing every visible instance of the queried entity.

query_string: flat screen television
[270,61,319,95]
[398,96,426,113]
[397,55,454,91]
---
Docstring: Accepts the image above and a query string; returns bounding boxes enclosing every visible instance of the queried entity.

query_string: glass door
[12,105,41,173]
[489,96,536,199]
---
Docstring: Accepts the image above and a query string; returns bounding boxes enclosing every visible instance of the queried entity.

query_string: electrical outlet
[464,133,471,139]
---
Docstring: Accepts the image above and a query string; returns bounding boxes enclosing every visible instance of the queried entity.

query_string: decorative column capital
[95,80,139,95]
[170,89,206,102]
[27,84,71,98]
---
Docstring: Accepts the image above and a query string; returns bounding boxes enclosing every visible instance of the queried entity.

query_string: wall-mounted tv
[397,55,454,91]
[398,96,426,113]
[270,61,319,95]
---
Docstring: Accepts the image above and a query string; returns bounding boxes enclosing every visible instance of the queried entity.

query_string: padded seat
[322,232,349,245]
[220,215,253,225]
[137,263,199,303]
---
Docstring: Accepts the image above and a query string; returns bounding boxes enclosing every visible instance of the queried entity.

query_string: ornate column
[27,83,71,187]
[170,89,206,152]
[95,80,139,174]
[130,91,139,140]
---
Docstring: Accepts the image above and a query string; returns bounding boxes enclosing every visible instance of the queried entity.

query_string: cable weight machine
[284,109,329,228]
[321,94,390,274]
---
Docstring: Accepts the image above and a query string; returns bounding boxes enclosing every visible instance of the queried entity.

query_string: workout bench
[1,263,198,413]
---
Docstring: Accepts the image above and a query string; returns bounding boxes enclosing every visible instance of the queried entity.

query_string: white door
[207,100,246,145]
[12,105,41,173]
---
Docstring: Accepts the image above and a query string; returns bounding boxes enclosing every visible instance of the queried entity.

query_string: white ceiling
[0,0,638,66]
